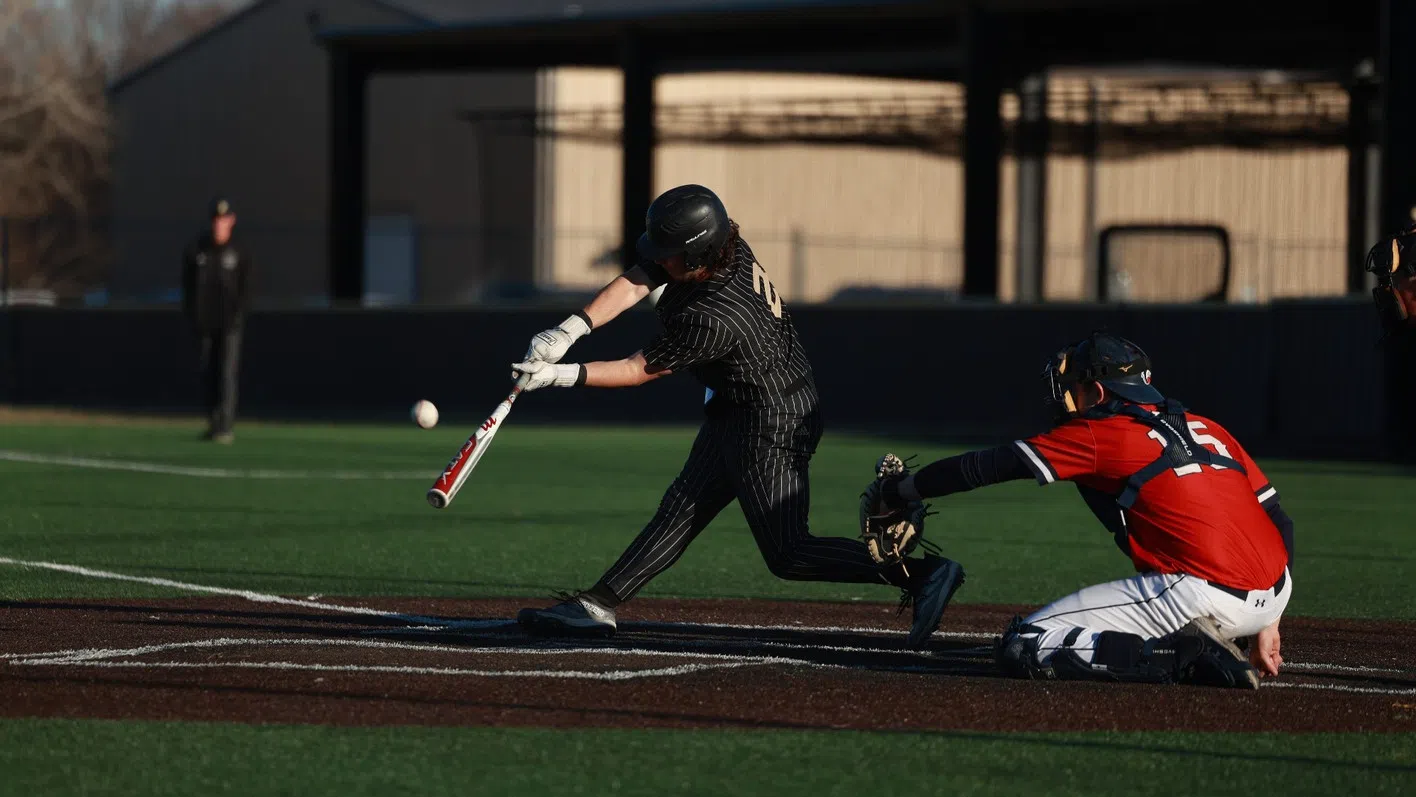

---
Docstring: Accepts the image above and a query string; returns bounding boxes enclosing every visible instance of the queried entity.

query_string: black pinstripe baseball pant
[599,408,890,601]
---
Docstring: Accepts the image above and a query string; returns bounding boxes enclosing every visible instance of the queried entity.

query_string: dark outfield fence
[0,300,1400,460]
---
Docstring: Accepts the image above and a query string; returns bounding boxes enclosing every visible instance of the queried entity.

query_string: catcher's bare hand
[1249,621,1282,677]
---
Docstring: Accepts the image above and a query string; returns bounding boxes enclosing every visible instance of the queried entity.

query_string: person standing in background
[182,197,251,444]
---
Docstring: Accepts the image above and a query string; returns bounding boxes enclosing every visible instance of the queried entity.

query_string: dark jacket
[182,233,251,333]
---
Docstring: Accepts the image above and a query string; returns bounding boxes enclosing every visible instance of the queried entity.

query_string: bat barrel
[424,388,519,510]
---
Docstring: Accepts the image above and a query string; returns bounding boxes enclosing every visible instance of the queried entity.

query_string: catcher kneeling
[861,333,1293,689]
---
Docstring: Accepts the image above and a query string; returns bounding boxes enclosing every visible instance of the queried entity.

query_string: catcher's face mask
[1366,227,1416,338]
[1042,347,1080,423]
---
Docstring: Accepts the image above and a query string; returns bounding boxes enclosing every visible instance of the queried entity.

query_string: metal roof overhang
[317,1,961,79]
[314,0,1396,307]
[314,0,1379,83]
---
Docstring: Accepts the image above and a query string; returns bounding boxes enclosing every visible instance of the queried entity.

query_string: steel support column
[1015,73,1048,303]
[1347,69,1378,294]
[962,5,1002,299]
[328,46,368,304]
[620,34,656,269]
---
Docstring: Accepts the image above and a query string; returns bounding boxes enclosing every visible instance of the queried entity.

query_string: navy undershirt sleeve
[908,444,1034,499]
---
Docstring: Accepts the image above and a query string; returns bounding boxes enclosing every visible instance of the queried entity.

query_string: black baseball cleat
[518,592,617,639]
[1174,617,1260,690]
[898,555,966,650]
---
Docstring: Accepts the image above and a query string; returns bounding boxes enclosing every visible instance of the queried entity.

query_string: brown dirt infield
[1,596,1413,732]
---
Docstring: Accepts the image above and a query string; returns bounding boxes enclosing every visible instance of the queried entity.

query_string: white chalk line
[206,631,996,662]
[2,636,838,682]
[1265,681,1416,696]
[373,623,994,643]
[629,619,992,641]
[604,636,991,659]
[1284,661,1416,675]
[4,637,806,665]
[8,636,1414,695]
[14,659,779,681]
[0,450,429,481]
[1,557,1412,695]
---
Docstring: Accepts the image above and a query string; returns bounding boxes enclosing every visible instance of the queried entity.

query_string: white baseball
[411,400,439,429]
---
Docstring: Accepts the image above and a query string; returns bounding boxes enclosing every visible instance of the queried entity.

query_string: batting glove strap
[511,361,587,391]
[560,312,592,339]
[552,363,586,388]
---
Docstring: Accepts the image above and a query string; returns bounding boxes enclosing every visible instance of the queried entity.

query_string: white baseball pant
[1021,568,1292,666]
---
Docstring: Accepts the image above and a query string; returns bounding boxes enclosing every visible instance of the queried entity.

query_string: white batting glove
[511,359,585,392]
[523,313,592,364]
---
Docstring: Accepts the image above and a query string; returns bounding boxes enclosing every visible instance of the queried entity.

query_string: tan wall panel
[545,68,1348,305]
[546,69,965,301]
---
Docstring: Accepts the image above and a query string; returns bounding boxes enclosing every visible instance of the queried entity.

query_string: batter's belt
[703,373,815,418]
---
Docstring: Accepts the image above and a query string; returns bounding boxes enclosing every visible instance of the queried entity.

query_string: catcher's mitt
[858,453,935,569]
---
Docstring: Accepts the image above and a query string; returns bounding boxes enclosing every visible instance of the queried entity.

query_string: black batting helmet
[636,184,732,270]
[1043,332,1163,413]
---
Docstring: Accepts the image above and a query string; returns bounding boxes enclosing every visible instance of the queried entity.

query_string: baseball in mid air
[411,400,439,429]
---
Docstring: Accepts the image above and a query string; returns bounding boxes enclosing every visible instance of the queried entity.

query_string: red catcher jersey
[1396,272,1416,326]
[1015,408,1288,590]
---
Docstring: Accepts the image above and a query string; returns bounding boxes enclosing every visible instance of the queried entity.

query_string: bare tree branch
[0,0,244,297]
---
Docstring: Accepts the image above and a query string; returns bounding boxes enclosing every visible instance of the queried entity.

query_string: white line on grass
[0,557,489,628]
[0,556,993,641]
[0,450,430,480]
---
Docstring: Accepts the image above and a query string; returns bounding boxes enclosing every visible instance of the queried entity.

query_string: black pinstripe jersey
[639,239,817,414]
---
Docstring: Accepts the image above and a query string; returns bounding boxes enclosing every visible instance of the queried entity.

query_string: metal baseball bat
[426,386,521,509]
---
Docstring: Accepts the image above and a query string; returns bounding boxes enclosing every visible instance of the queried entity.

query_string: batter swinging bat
[426,387,521,509]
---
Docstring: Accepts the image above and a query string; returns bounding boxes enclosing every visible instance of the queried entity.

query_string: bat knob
[426,489,449,509]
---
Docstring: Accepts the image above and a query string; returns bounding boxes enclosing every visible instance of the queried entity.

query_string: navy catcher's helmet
[1043,332,1163,415]
[636,185,733,271]
[1365,223,1416,338]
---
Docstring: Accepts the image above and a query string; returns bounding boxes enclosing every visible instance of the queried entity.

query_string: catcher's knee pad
[1051,630,1201,685]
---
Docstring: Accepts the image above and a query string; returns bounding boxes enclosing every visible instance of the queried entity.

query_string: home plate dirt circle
[1,596,1413,733]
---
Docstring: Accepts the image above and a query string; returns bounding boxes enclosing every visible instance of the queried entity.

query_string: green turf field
[2,720,1412,797]
[0,419,1413,796]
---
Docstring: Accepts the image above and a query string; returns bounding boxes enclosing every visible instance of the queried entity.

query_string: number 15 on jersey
[1147,421,1232,478]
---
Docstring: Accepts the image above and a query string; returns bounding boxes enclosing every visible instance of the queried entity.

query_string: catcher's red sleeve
[1015,421,1098,484]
